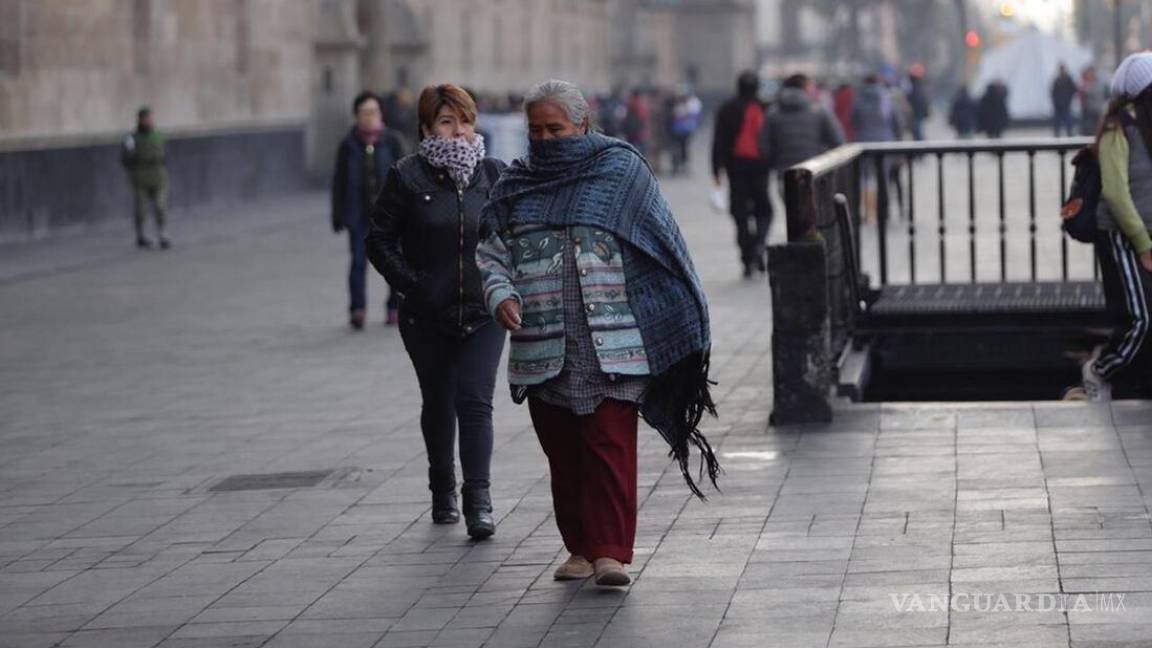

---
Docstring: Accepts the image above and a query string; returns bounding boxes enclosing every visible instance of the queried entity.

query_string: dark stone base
[768,241,833,425]
[0,127,308,241]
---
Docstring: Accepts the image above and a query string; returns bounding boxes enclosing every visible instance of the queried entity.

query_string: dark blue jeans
[1053,110,1075,137]
[399,315,506,492]
[349,216,398,313]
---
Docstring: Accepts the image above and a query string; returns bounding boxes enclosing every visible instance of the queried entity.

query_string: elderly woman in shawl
[476,80,719,587]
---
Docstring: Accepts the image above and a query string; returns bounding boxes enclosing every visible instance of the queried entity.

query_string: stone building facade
[672,0,757,99]
[381,0,756,100]
[0,0,313,142]
[401,0,616,95]
[0,0,757,240]
[0,0,316,240]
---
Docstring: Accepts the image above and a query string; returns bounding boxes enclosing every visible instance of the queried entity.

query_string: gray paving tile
[83,605,202,629]
[57,626,178,648]
[265,632,382,648]
[947,621,1069,646]
[26,566,173,606]
[0,602,107,634]
[168,620,288,639]
[390,606,460,633]
[0,633,70,648]
[0,570,80,613]
[827,626,948,647]
[1069,622,1152,644]
[539,624,601,648]
[483,625,548,648]
[1034,404,1114,428]
[190,605,303,623]
[374,630,440,647]
[155,638,266,648]
[428,627,495,648]
[952,542,1057,569]
[712,629,834,648]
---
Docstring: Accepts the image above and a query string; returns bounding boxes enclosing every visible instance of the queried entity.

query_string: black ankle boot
[431,476,459,524]
[462,487,495,539]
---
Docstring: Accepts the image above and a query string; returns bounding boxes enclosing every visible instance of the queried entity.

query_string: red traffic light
[965,30,981,48]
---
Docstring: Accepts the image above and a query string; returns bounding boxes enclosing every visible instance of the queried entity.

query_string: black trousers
[399,314,506,492]
[727,160,772,269]
[1095,231,1152,389]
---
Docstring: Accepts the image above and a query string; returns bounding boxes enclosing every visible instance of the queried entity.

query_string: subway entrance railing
[768,137,1129,424]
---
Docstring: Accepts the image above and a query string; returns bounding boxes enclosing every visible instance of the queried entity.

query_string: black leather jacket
[366,153,506,337]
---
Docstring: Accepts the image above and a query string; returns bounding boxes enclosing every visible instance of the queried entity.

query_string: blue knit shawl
[482,133,720,497]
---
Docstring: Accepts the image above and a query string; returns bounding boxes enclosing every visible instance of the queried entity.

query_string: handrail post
[784,167,817,242]
[875,154,890,285]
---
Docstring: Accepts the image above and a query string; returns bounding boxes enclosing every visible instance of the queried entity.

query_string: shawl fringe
[641,350,722,499]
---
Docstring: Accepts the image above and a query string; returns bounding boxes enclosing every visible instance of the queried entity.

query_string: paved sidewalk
[2,167,1152,648]
[0,193,328,284]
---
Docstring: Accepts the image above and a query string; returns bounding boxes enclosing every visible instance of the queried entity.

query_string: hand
[1140,250,1152,274]
[496,299,522,331]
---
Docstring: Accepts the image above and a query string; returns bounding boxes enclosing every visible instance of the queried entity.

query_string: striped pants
[1095,230,1152,384]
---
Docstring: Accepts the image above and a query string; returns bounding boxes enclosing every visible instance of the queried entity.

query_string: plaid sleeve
[476,231,521,316]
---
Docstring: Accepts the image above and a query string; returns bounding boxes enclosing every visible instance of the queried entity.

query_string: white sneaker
[1081,354,1112,402]
[1061,386,1088,401]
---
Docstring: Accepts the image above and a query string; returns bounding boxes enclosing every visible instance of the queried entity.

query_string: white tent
[972,28,1095,120]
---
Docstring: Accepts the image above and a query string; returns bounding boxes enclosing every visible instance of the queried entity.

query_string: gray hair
[523,79,591,127]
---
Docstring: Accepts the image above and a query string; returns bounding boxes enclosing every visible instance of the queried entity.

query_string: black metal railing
[783,137,1094,350]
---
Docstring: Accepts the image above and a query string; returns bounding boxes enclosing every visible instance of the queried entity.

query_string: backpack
[1061,146,1100,243]
[732,102,765,160]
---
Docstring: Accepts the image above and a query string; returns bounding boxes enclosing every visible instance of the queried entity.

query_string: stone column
[309,0,366,180]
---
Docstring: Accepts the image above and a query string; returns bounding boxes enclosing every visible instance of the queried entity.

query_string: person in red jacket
[712,71,772,278]
[833,83,857,142]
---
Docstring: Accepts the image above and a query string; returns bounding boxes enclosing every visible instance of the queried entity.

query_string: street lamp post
[955,0,970,84]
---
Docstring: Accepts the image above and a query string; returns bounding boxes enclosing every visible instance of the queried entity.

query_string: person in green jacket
[1080,53,1152,401]
[121,107,170,249]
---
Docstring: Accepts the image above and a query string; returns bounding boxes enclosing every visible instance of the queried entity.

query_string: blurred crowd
[377,85,707,177]
[588,87,704,176]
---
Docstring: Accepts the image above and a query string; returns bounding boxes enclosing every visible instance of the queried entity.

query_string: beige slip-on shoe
[593,557,631,587]
[554,554,594,580]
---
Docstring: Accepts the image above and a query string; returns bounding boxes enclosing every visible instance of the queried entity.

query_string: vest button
[580,268,588,277]
[595,337,604,346]
[423,194,432,202]
[586,303,596,312]
[608,373,618,382]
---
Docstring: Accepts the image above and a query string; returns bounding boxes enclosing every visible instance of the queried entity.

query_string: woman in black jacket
[366,84,506,539]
